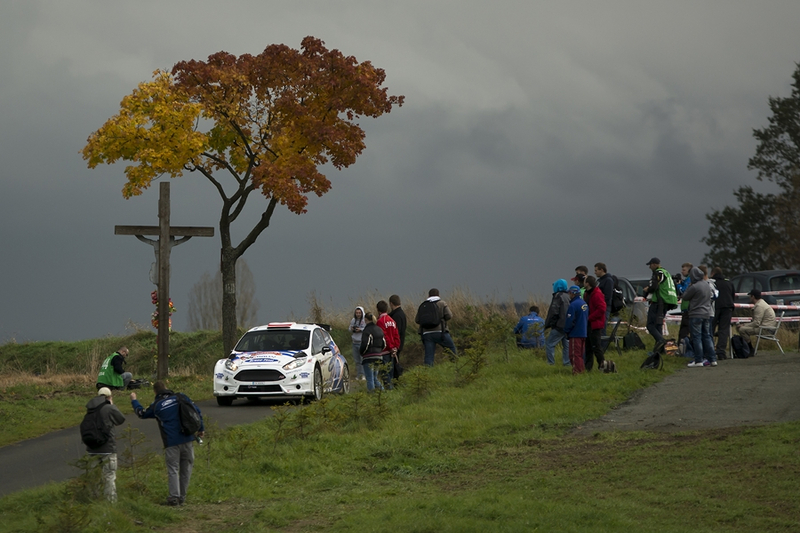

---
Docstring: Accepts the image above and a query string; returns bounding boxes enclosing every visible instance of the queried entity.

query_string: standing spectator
[564,286,589,374]
[359,312,387,391]
[736,289,778,346]
[415,288,457,366]
[83,387,126,503]
[376,300,400,388]
[348,307,367,381]
[513,305,546,349]
[131,382,204,506]
[583,276,607,371]
[676,263,693,343]
[641,258,678,352]
[594,263,614,328]
[389,295,407,356]
[97,347,133,391]
[545,279,571,366]
[681,267,717,367]
[711,267,735,359]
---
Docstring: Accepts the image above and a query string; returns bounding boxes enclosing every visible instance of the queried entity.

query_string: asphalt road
[0,397,281,497]
[573,350,800,435]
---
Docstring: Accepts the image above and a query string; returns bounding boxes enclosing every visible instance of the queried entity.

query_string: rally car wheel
[216,396,234,406]
[311,366,323,402]
[339,364,350,394]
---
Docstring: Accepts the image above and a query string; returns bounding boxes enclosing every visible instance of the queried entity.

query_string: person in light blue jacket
[513,306,545,348]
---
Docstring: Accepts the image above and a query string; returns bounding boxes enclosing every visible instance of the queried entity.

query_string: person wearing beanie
[544,279,571,366]
[131,381,204,506]
[83,387,126,502]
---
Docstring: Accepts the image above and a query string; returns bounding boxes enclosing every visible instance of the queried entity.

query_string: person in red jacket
[376,300,400,389]
[583,276,607,372]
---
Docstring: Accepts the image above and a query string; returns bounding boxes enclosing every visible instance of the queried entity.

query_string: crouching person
[82,387,126,503]
[131,381,204,506]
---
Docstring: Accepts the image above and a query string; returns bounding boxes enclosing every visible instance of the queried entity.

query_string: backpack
[176,393,202,436]
[640,351,664,370]
[623,331,646,350]
[417,299,443,329]
[80,402,110,448]
[731,335,751,359]
[610,275,625,314]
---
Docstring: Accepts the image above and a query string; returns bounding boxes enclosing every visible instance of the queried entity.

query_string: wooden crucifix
[115,182,214,380]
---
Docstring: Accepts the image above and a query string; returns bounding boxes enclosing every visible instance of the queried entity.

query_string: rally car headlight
[225,359,238,372]
[282,357,309,371]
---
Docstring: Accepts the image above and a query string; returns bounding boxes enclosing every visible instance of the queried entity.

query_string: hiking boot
[687,361,704,368]
[165,497,180,507]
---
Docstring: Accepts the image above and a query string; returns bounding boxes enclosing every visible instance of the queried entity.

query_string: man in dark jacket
[545,279,571,366]
[564,286,589,374]
[415,288,457,366]
[594,263,614,328]
[389,295,407,381]
[97,347,133,390]
[711,267,736,359]
[84,387,126,502]
[359,312,387,391]
[131,382,204,506]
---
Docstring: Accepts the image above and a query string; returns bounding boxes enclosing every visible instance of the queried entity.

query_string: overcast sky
[1,1,798,343]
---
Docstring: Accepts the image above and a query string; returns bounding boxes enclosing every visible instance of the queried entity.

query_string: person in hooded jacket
[564,286,589,374]
[359,312,387,391]
[545,279,571,366]
[583,276,607,372]
[680,266,717,367]
[513,305,546,348]
[84,387,126,502]
[710,267,736,360]
[131,382,204,506]
[349,307,367,380]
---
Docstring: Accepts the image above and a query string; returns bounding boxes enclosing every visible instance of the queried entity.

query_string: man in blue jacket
[131,381,204,506]
[564,285,588,374]
[514,305,546,348]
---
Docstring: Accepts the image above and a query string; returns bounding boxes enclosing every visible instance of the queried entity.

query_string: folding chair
[601,317,623,357]
[753,311,785,356]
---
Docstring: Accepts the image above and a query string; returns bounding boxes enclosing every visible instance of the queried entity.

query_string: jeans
[90,453,117,503]
[165,442,194,503]
[362,359,382,391]
[380,354,394,390]
[646,301,666,344]
[422,332,457,366]
[351,343,364,377]
[545,329,570,365]
[689,317,716,364]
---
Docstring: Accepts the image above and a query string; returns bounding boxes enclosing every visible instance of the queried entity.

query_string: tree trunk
[221,247,238,355]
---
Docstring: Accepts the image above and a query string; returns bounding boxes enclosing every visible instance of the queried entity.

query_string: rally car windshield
[233,330,311,353]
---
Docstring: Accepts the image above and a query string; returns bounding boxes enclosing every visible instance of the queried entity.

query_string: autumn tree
[83,37,403,353]
[703,62,800,272]
[187,259,259,331]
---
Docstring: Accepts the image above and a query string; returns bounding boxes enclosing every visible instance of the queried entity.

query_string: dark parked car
[729,270,800,316]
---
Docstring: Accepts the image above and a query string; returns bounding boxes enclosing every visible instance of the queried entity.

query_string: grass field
[1,300,798,532]
[2,334,799,532]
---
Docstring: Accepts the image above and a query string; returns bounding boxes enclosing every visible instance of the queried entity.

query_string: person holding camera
[349,306,367,380]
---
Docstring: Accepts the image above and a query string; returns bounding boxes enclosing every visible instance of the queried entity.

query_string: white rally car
[213,322,350,406]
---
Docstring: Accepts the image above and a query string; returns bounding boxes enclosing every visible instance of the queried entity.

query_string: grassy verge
[2,343,798,532]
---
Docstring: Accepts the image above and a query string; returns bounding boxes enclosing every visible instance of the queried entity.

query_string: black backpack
[80,402,110,448]
[176,393,202,435]
[610,275,625,314]
[416,300,443,329]
[640,351,664,370]
[731,335,751,359]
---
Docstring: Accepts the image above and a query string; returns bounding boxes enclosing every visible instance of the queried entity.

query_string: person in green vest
[642,258,678,352]
[96,347,132,390]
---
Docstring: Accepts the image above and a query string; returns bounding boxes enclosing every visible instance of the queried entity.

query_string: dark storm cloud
[1,1,799,341]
